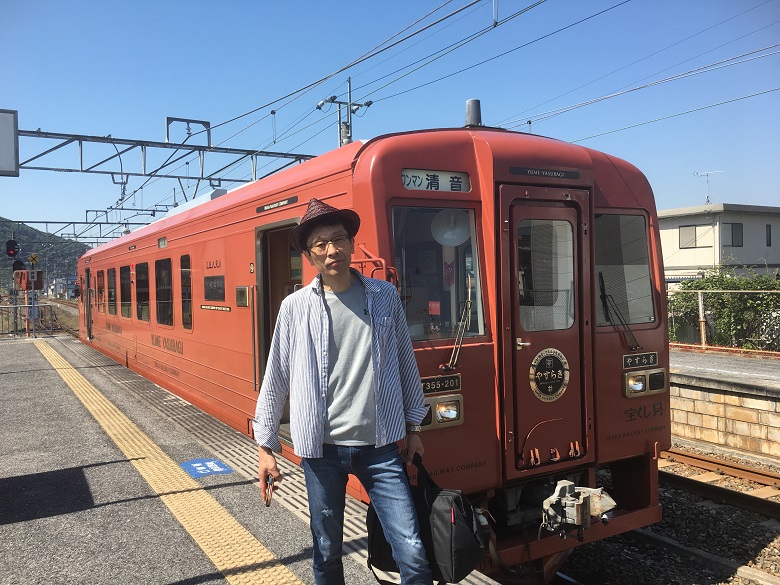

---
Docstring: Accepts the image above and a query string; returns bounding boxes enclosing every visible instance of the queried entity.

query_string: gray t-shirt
[322,279,377,445]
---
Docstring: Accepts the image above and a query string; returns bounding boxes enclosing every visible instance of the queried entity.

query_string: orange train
[78,123,670,581]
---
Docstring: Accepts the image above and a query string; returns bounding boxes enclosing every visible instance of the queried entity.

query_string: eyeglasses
[308,234,350,254]
[265,476,274,507]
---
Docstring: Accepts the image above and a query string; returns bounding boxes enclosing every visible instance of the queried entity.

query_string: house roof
[658,203,780,219]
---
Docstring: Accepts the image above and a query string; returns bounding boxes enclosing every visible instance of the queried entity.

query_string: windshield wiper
[598,271,641,352]
[440,274,473,372]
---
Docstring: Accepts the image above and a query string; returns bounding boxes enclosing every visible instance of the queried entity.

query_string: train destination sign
[529,348,570,402]
[402,169,471,192]
[623,352,658,369]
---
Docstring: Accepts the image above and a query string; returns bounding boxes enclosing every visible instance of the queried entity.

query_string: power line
[505,45,780,128]
[572,86,780,142]
[495,0,778,127]
[363,0,627,103]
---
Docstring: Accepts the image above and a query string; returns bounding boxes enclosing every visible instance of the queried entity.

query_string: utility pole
[316,77,373,146]
[693,171,723,205]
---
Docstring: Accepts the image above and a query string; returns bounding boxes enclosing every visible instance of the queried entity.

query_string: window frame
[136,262,150,322]
[107,267,117,316]
[155,258,174,326]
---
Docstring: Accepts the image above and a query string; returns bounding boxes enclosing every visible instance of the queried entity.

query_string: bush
[667,266,780,351]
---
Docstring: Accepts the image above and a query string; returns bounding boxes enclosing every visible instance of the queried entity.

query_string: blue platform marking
[181,458,234,478]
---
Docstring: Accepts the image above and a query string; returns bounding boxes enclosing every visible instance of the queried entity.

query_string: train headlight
[624,368,667,398]
[421,394,464,429]
[627,374,646,393]
[436,400,461,423]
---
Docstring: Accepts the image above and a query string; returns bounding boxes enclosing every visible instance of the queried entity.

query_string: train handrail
[352,243,398,285]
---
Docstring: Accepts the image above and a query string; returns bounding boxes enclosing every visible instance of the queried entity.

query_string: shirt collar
[307,268,371,297]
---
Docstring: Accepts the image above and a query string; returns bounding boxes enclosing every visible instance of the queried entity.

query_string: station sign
[0,109,19,177]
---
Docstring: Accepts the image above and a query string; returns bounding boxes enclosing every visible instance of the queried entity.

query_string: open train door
[255,225,302,443]
[499,185,595,480]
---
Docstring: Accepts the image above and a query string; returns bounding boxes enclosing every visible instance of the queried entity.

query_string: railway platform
[0,335,499,585]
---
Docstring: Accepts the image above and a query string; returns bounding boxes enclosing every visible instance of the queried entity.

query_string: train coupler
[540,479,616,536]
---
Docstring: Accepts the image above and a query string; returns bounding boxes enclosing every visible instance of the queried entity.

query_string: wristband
[406,423,422,434]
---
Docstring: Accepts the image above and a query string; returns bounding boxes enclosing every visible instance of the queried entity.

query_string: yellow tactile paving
[35,340,304,585]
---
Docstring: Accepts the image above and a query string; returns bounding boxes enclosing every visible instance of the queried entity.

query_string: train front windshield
[392,207,485,341]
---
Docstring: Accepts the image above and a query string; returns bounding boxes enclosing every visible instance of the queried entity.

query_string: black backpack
[366,454,491,584]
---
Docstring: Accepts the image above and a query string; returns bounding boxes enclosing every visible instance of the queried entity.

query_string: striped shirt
[252,270,428,459]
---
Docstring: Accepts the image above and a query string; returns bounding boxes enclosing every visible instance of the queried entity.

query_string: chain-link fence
[667,289,780,352]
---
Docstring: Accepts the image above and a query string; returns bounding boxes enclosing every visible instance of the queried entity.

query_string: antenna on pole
[693,171,723,205]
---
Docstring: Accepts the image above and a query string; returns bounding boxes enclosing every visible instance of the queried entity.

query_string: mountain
[1,216,90,290]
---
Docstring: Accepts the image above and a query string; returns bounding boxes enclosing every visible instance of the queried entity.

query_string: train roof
[80,127,649,261]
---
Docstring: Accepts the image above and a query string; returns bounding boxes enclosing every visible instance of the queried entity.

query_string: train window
[136,262,150,321]
[120,266,132,318]
[155,258,174,326]
[97,270,105,313]
[517,219,575,331]
[181,255,192,330]
[392,207,485,341]
[595,214,655,326]
[107,268,117,315]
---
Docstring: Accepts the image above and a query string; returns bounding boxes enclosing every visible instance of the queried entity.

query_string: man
[253,198,432,585]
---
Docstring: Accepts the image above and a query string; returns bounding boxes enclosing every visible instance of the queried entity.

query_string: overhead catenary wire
[494,0,778,127]
[504,45,780,129]
[107,2,490,226]
[573,86,780,143]
[361,0,628,103]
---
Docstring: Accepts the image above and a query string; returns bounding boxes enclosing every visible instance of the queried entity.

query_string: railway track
[660,448,780,520]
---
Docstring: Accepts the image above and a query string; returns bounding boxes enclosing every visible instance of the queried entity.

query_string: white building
[658,203,780,282]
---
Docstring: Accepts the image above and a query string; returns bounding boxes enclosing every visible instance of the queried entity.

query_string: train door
[500,185,594,478]
[255,226,302,443]
[85,268,93,340]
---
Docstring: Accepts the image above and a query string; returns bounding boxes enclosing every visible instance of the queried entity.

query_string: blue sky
[1,0,779,243]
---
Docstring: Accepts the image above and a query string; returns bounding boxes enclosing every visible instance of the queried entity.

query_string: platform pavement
[0,336,367,585]
[670,348,780,391]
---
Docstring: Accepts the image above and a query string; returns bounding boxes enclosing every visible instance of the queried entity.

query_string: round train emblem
[529,348,570,402]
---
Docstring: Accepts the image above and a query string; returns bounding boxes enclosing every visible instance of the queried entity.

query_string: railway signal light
[5,239,20,257]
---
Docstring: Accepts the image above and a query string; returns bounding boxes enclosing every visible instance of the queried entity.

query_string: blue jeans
[301,443,432,585]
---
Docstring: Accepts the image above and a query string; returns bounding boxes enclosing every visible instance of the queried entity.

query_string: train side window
[120,266,132,318]
[155,258,174,326]
[107,268,117,316]
[181,255,192,330]
[136,262,149,322]
[97,270,105,313]
[594,214,655,326]
[517,219,575,331]
[392,207,485,341]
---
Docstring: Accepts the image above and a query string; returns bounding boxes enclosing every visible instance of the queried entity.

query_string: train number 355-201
[421,374,462,393]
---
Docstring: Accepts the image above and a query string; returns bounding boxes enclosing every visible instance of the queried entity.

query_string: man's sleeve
[252,300,291,452]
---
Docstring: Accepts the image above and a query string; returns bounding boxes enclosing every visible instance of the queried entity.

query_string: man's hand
[258,446,281,505]
[403,433,424,465]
